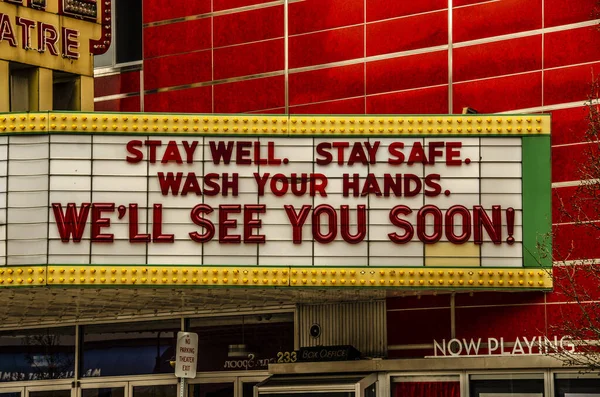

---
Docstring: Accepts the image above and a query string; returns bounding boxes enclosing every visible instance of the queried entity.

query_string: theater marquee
[0,113,552,290]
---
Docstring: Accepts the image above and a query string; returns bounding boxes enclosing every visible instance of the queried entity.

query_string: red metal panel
[289,97,365,114]
[553,223,600,261]
[387,308,452,345]
[144,51,212,90]
[214,0,275,12]
[366,50,447,95]
[545,0,597,27]
[144,86,212,113]
[214,75,285,113]
[214,38,284,80]
[552,142,596,183]
[94,71,140,98]
[553,184,600,226]
[453,0,541,43]
[367,85,449,114]
[366,10,448,57]
[289,63,364,106]
[453,35,542,82]
[144,0,210,24]
[289,26,364,69]
[289,0,363,35]
[452,72,542,113]
[213,5,284,47]
[94,97,141,112]
[455,304,546,340]
[545,26,600,68]
[367,0,447,22]
[387,295,451,310]
[550,107,589,146]
[247,107,286,114]
[454,292,545,307]
[544,62,600,106]
[546,302,599,339]
[453,0,493,7]
[144,19,211,59]
[548,265,600,302]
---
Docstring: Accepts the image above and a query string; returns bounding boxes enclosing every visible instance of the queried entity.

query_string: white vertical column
[48,135,92,264]
[6,135,49,265]
[0,136,7,266]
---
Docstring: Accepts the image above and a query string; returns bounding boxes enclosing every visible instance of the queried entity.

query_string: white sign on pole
[175,331,198,378]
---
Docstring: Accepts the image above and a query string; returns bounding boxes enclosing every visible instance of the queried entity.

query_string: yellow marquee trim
[0,266,553,290]
[0,113,551,135]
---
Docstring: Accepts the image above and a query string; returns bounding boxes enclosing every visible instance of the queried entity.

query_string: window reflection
[0,327,75,382]
[132,385,177,397]
[81,319,180,377]
[189,313,294,372]
[469,374,544,397]
[189,383,234,397]
[554,374,600,397]
[82,388,125,397]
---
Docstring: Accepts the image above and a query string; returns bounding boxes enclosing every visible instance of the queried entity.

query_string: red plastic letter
[284,205,311,244]
[153,204,174,243]
[244,205,266,244]
[52,203,90,242]
[312,204,337,244]
[91,203,114,242]
[388,205,413,244]
[129,203,150,242]
[340,205,367,244]
[219,205,241,243]
[445,205,471,244]
[416,205,442,244]
[189,204,215,243]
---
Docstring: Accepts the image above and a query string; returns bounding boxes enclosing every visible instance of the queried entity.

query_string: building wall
[94,0,600,357]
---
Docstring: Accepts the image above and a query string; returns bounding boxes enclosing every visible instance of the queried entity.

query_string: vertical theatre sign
[0,113,552,290]
[0,0,110,75]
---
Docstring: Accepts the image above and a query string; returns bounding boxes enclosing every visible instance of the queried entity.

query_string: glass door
[391,375,461,397]
[357,374,377,397]
[26,385,74,397]
[129,380,177,397]
[188,376,236,397]
[239,376,268,397]
[79,382,127,397]
[0,386,24,397]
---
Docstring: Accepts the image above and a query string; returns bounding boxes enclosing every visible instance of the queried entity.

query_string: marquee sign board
[0,0,109,76]
[0,112,552,290]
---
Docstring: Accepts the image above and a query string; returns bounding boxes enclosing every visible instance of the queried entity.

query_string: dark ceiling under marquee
[0,287,387,329]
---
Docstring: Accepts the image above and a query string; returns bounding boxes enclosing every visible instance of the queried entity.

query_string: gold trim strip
[0,266,548,289]
[0,266,46,286]
[0,113,551,135]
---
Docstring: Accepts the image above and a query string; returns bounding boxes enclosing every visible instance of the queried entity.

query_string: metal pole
[179,378,185,397]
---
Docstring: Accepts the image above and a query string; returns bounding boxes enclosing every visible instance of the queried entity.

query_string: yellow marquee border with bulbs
[0,266,553,290]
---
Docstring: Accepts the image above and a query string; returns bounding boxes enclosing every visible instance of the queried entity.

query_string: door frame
[0,387,25,397]
[238,375,268,397]
[128,378,178,397]
[25,383,75,397]
[78,381,129,397]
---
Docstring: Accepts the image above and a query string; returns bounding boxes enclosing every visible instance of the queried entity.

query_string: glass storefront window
[554,373,600,397]
[469,374,544,397]
[81,388,125,397]
[392,376,460,397]
[132,385,177,397]
[189,383,234,397]
[0,327,75,382]
[189,313,294,372]
[81,319,181,377]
